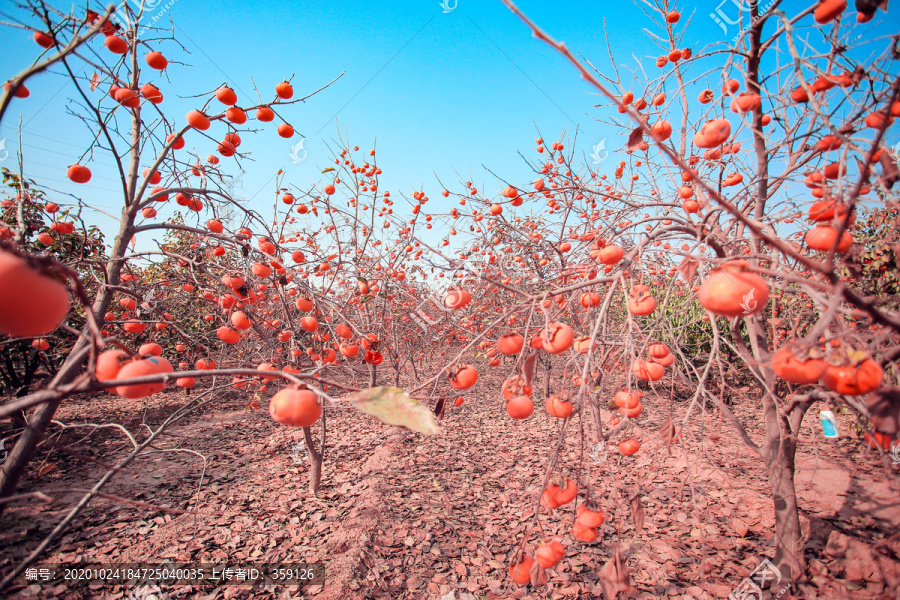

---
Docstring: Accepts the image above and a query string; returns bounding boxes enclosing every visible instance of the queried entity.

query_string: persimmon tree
[0,1,395,580]
[357,0,898,587]
[1,0,899,594]
[451,0,899,586]
[0,0,455,533]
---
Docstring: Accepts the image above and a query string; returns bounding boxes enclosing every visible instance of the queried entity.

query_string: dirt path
[1,381,899,599]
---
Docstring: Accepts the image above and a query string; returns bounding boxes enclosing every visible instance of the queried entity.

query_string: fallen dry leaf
[659,415,677,455]
[523,352,537,387]
[732,517,750,537]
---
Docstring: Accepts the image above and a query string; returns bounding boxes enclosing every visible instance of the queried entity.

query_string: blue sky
[1,0,898,248]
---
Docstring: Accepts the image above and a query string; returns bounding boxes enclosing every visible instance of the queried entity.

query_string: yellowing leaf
[350,386,439,435]
[322,167,335,173]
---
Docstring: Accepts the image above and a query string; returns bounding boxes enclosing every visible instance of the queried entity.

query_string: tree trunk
[738,309,808,583]
[303,419,323,494]
[368,363,377,388]
[758,389,808,583]
[770,449,805,582]
[767,399,811,582]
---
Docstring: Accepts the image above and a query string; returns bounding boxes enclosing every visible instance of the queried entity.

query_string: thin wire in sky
[466,15,578,127]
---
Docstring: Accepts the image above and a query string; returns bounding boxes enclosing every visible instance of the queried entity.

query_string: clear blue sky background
[0,0,898,248]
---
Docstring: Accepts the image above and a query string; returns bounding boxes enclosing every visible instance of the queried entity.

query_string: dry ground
[1,367,899,600]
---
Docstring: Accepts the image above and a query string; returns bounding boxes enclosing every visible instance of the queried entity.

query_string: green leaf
[350,386,440,435]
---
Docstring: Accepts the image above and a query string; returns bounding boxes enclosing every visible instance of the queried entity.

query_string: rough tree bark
[763,395,813,582]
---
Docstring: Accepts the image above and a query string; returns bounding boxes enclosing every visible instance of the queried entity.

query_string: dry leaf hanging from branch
[659,415,677,455]
[627,127,643,152]
[630,491,645,534]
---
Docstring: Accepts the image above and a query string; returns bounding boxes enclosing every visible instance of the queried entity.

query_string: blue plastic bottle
[820,410,838,439]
